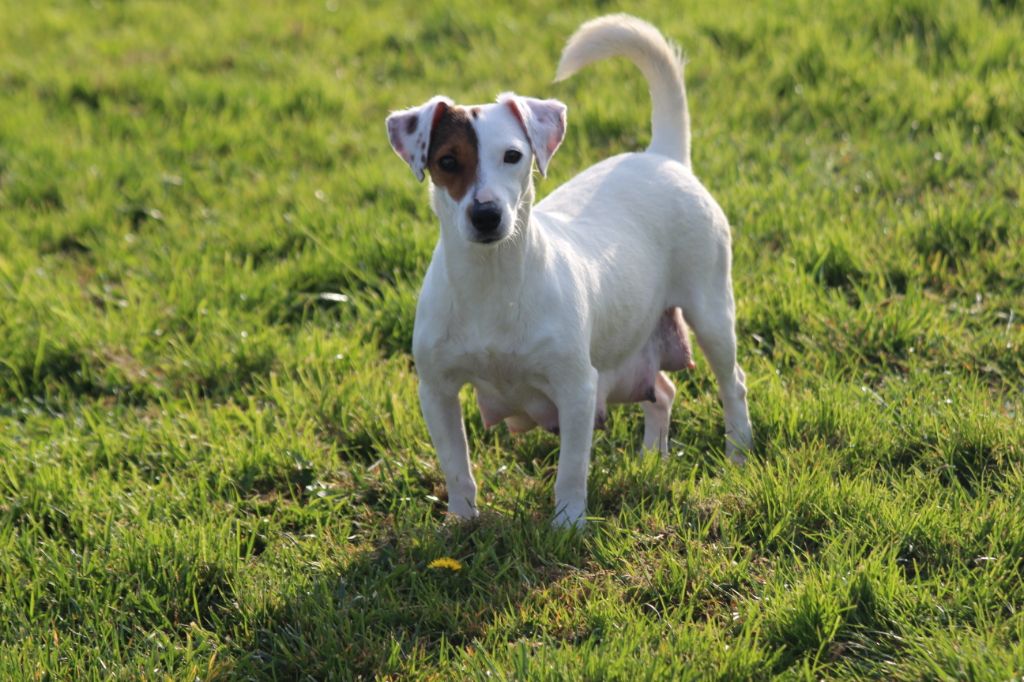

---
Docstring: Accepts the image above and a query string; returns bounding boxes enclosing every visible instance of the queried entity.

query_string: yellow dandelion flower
[427,557,463,571]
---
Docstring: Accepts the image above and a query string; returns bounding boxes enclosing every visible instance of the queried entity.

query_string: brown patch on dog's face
[427,106,478,202]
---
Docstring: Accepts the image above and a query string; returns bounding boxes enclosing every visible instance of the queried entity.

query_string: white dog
[385,14,752,527]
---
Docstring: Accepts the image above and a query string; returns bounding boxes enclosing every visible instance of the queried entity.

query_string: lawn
[1,0,1022,678]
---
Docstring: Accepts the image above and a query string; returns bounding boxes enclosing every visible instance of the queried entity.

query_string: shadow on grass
[239,511,586,679]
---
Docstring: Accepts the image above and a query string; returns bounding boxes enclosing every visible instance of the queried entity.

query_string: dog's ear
[385,96,453,181]
[499,93,567,177]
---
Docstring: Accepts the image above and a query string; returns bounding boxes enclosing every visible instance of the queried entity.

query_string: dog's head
[386,93,566,245]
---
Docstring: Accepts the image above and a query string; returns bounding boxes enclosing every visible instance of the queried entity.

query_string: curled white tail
[555,14,691,168]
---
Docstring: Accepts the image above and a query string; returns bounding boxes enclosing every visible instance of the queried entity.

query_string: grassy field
[1,0,1023,678]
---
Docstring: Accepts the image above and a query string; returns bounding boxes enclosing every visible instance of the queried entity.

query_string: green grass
[1,0,1023,678]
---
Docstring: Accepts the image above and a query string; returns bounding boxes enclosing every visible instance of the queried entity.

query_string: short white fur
[385,14,753,527]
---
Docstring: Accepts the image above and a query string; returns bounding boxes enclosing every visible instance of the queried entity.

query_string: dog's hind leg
[641,371,675,456]
[682,279,753,464]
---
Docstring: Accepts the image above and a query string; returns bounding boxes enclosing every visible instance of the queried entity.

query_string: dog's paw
[727,451,748,466]
[447,506,479,521]
[725,424,753,465]
[551,503,587,529]
[447,495,479,521]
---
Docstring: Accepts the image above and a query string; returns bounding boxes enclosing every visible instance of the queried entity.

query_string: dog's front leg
[419,381,479,519]
[552,368,599,528]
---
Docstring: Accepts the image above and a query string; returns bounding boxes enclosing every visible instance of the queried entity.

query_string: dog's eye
[503,149,523,164]
[438,155,458,172]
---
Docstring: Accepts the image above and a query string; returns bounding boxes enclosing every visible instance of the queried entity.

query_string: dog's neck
[434,183,543,303]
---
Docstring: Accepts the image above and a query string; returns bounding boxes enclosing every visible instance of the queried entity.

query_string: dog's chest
[448,340,555,394]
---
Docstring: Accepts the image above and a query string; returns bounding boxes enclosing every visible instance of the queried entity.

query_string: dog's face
[387,93,566,245]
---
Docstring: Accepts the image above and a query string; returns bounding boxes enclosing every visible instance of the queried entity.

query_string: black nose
[469,201,502,234]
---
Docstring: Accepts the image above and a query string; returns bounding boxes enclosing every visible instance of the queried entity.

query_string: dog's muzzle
[468,200,503,242]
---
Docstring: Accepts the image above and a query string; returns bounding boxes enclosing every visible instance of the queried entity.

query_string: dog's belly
[474,381,560,434]
[602,307,694,403]
[473,308,693,434]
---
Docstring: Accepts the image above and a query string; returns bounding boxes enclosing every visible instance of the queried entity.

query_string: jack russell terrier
[386,14,753,527]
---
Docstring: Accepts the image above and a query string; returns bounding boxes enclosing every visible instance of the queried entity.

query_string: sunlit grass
[1,0,1022,678]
